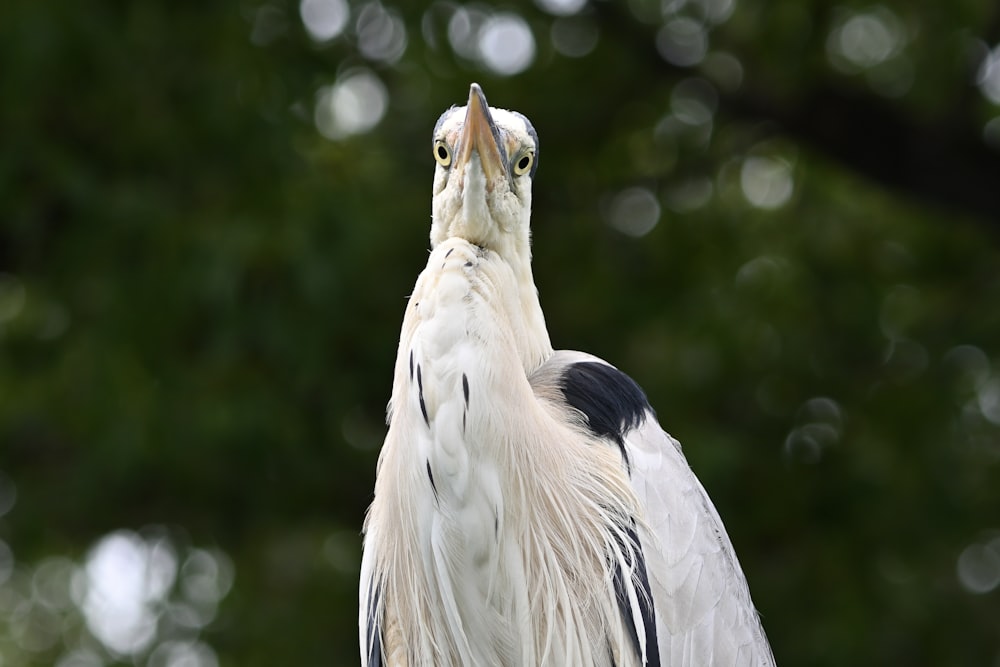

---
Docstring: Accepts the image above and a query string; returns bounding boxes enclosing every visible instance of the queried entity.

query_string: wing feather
[359,541,382,667]
[626,409,774,666]
[532,350,774,666]
[611,521,661,667]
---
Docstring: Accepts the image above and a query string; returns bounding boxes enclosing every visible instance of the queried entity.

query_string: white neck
[507,247,553,374]
[430,167,552,374]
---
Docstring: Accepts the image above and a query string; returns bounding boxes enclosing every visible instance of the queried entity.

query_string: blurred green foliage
[1,0,999,665]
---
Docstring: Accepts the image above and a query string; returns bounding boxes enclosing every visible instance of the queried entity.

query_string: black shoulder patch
[558,362,652,461]
[365,579,383,666]
[612,524,660,667]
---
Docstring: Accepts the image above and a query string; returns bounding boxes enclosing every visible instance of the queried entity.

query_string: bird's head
[429,84,538,257]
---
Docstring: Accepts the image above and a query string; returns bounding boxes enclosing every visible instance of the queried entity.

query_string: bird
[359,83,774,667]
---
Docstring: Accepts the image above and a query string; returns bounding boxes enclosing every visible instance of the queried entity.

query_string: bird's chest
[403,364,521,664]
[407,341,509,586]
[394,242,532,628]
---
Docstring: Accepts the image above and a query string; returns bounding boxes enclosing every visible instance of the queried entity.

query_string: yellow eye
[513,151,534,176]
[433,140,452,167]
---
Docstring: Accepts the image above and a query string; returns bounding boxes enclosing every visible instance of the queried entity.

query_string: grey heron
[360,83,774,666]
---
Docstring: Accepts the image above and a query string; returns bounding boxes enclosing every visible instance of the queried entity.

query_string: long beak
[456,83,507,183]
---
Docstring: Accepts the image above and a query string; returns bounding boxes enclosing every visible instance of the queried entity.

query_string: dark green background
[2,0,999,665]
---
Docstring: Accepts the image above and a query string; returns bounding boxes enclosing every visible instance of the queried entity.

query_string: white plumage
[360,84,774,666]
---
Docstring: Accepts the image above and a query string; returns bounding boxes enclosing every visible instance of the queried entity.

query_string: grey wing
[534,350,774,667]
[626,413,775,666]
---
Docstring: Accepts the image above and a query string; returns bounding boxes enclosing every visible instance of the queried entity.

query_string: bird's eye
[513,151,534,176]
[433,140,452,167]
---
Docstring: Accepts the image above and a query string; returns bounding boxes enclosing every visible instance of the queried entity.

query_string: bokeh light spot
[783,428,823,464]
[656,18,707,67]
[0,468,17,518]
[784,396,843,464]
[55,648,104,667]
[735,255,788,295]
[11,599,61,652]
[827,7,905,71]
[943,344,991,395]
[978,379,1000,425]
[957,537,1000,594]
[694,0,735,25]
[799,396,844,433]
[80,531,177,656]
[740,156,794,209]
[878,283,921,340]
[180,549,234,608]
[356,2,408,64]
[664,178,713,212]
[147,640,219,667]
[671,77,717,126]
[478,13,535,75]
[0,539,14,586]
[976,44,1000,105]
[0,530,238,664]
[984,116,1000,149]
[250,4,288,46]
[606,187,661,238]
[550,16,600,58]
[700,51,743,91]
[314,70,389,140]
[535,0,587,16]
[342,407,382,451]
[447,6,489,60]
[0,274,26,323]
[299,0,349,42]
[32,557,75,610]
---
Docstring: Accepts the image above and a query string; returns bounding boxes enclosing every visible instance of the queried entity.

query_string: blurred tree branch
[595,2,1000,225]
[724,86,1000,223]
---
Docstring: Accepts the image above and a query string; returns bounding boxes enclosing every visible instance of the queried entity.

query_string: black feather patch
[426,459,438,500]
[365,579,383,666]
[559,362,652,468]
[512,110,539,178]
[417,363,429,426]
[612,524,660,667]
